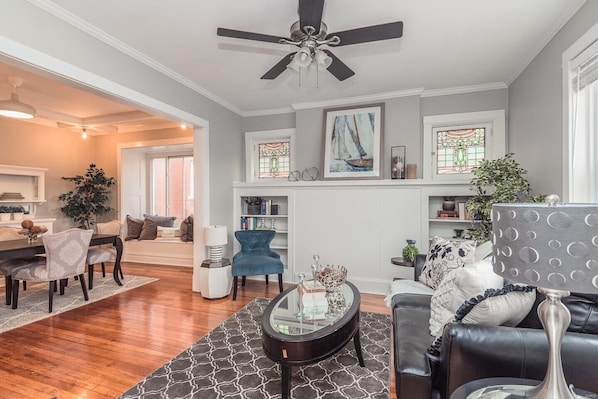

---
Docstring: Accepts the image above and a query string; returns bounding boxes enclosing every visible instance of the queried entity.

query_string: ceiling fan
[56,121,118,134]
[216,0,403,81]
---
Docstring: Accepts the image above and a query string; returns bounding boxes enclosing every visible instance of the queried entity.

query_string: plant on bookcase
[245,196,262,215]
[466,153,544,242]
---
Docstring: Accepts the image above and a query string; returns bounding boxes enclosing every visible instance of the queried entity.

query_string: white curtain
[570,43,598,202]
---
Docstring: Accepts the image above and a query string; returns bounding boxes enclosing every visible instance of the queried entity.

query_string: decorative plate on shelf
[0,192,24,200]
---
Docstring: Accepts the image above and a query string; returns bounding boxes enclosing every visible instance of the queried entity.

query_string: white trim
[245,128,296,183]
[291,88,425,111]
[420,82,507,98]
[562,22,598,202]
[422,110,506,181]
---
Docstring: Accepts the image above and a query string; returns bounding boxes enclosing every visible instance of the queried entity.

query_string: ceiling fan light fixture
[295,47,313,67]
[314,50,332,70]
[0,92,37,119]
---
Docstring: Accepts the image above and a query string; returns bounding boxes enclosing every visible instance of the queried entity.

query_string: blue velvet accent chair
[232,230,284,300]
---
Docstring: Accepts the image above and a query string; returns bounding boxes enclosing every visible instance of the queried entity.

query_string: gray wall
[509,0,598,198]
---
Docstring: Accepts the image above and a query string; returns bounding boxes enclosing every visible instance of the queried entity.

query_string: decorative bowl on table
[316,264,347,292]
[18,220,48,243]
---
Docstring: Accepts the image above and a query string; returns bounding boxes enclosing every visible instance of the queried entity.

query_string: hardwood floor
[0,263,395,399]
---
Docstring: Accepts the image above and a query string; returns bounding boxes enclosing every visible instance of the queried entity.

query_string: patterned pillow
[418,236,476,289]
[429,258,504,337]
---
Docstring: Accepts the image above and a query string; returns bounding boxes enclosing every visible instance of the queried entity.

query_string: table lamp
[204,225,227,263]
[471,195,598,399]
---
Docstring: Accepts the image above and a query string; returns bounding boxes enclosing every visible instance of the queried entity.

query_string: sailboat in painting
[331,111,375,171]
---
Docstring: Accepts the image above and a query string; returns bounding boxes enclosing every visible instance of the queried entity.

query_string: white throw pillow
[384,279,435,307]
[429,258,504,337]
[462,288,536,327]
[419,236,476,290]
[473,240,493,262]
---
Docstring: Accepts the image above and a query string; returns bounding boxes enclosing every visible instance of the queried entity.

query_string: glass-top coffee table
[261,281,364,399]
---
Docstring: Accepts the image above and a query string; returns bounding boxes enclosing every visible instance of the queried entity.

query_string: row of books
[240,216,270,230]
[260,199,278,215]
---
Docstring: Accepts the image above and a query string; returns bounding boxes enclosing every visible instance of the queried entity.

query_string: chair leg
[4,275,11,305]
[242,276,246,287]
[232,276,238,301]
[23,281,26,291]
[59,279,67,295]
[278,274,283,293]
[265,275,269,285]
[48,281,55,313]
[119,264,124,280]
[88,264,95,290]
[11,279,20,309]
[78,273,89,301]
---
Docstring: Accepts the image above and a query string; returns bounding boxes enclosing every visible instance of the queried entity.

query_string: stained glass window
[435,128,486,175]
[258,141,290,179]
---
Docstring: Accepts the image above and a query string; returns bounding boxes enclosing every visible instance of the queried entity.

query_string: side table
[199,258,232,299]
[451,377,597,399]
[391,257,413,267]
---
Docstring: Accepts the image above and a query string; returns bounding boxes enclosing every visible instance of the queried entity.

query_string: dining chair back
[10,228,93,312]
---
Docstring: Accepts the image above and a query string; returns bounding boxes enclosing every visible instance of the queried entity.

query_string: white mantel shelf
[233,179,472,189]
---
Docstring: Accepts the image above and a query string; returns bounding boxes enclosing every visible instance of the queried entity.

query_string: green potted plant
[245,196,262,215]
[402,239,419,262]
[58,164,116,229]
[9,205,25,221]
[466,153,544,242]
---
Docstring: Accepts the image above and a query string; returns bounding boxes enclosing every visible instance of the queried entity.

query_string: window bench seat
[123,239,193,267]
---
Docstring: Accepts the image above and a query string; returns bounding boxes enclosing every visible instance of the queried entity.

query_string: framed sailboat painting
[322,103,384,180]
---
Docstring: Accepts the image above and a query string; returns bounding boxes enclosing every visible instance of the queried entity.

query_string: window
[245,129,296,182]
[423,110,506,180]
[563,22,598,202]
[434,127,486,175]
[148,151,194,222]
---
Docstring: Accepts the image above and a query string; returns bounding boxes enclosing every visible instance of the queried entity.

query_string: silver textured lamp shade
[492,201,598,293]
[486,197,598,399]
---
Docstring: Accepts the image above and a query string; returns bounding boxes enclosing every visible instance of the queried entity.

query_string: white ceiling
[0,0,588,133]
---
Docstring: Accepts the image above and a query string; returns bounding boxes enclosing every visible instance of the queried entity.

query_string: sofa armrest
[436,323,598,398]
[393,297,434,399]
[414,254,427,281]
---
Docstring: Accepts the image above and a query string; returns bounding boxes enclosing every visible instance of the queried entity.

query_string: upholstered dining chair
[9,228,93,313]
[86,220,122,289]
[0,226,27,305]
[232,229,284,300]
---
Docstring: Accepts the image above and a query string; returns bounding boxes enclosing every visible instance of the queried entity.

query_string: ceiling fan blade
[328,21,403,46]
[261,53,296,80]
[299,0,325,34]
[217,27,287,44]
[322,50,355,81]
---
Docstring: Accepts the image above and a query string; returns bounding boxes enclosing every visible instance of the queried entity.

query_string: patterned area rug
[0,273,157,334]
[119,297,391,399]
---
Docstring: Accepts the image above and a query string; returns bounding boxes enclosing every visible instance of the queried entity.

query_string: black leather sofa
[392,254,598,399]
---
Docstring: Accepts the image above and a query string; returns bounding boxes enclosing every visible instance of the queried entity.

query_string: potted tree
[466,153,544,242]
[58,164,116,229]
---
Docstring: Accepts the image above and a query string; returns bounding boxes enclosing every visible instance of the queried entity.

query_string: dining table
[0,234,124,286]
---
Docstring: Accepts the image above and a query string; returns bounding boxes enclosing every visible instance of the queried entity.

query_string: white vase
[12,212,24,221]
[0,213,10,222]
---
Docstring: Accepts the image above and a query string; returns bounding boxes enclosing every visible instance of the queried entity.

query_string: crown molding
[241,107,296,117]
[420,82,508,98]
[291,87,425,111]
[28,0,244,116]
